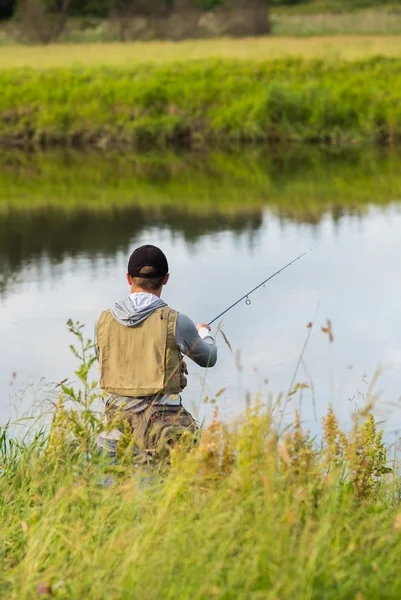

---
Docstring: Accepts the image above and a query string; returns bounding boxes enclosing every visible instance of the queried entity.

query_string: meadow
[3,408,401,600]
[0,325,400,599]
[3,35,401,69]
[2,56,401,147]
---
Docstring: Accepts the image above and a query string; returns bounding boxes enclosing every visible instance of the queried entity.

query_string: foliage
[47,320,104,459]
[0,326,399,598]
[11,0,269,43]
[322,406,392,499]
[196,0,224,11]
[69,0,113,18]
[4,6,401,41]
[17,0,72,43]
[4,0,270,21]
[272,5,401,34]
[2,57,401,146]
[4,0,401,25]
[0,0,14,19]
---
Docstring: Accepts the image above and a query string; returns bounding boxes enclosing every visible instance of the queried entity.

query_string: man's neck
[130,287,162,298]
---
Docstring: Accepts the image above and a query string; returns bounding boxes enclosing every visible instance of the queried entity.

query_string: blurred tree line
[2,0,268,21]
[1,0,398,20]
[0,0,15,19]
[0,0,266,20]
[1,0,396,43]
[1,0,272,42]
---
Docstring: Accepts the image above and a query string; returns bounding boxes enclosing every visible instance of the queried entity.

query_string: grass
[4,408,400,600]
[273,8,401,35]
[4,36,401,68]
[0,324,400,599]
[2,57,401,146]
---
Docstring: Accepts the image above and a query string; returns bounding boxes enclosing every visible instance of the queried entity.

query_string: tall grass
[2,57,401,147]
[1,323,401,599]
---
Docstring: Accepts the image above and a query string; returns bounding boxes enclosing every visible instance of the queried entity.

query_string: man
[96,244,217,459]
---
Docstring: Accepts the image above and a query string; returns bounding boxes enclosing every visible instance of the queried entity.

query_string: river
[1,149,401,435]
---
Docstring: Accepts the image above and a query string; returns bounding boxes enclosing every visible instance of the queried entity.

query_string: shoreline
[2,57,401,149]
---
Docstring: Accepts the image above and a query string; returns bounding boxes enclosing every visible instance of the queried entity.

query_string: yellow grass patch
[2,35,401,69]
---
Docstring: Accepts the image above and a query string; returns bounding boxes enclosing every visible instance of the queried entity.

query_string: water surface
[1,149,401,434]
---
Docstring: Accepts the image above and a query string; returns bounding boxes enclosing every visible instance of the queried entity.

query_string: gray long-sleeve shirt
[97,292,217,407]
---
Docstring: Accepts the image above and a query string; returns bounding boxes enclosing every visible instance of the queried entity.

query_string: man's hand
[197,323,211,333]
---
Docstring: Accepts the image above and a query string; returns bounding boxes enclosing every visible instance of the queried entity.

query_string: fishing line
[209,245,319,326]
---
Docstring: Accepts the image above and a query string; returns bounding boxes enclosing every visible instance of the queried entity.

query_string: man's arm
[176,314,217,368]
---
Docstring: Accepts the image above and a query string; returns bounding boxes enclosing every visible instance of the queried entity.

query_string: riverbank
[2,57,401,148]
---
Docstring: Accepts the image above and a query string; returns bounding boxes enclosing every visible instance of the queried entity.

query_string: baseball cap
[127,245,169,278]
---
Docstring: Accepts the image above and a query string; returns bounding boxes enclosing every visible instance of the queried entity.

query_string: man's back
[96,245,217,459]
[97,292,217,401]
[98,304,186,398]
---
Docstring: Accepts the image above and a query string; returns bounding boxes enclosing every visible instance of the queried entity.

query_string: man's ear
[126,273,133,286]
[163,274,170,286]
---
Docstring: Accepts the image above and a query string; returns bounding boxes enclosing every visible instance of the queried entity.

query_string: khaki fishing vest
[96,307,187,398]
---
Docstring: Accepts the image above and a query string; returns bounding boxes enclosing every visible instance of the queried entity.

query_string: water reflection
[0,207,262,297]
[1,149,401,433]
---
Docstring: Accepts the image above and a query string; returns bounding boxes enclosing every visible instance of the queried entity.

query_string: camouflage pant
[105,395,199,457]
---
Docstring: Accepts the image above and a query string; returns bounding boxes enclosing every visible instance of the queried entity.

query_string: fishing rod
[209,250,311,326]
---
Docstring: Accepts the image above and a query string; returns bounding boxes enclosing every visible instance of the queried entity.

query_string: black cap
[128,245,169,279]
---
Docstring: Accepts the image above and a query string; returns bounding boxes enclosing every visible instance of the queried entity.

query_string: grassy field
[0,327,400,600]
[2,57,401,147]
[3,36,401,68]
